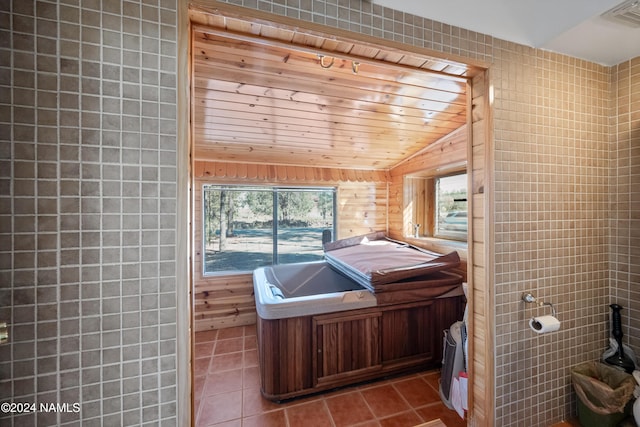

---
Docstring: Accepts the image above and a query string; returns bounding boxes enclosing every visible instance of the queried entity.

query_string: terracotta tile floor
[194,326,466,427]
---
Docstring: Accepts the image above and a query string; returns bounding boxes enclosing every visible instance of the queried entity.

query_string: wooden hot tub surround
[257,291,464,401]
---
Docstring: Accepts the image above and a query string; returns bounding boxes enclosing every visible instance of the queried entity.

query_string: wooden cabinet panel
[257,295,464,401]
[257,316,313,399]
[382,302,435,363]
[380,297,463,369]
[313,311,382,386]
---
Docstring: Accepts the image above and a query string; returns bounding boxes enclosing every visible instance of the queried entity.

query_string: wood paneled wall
[385,76,491,426]
[192,160,389,331]
[387,125,468,257]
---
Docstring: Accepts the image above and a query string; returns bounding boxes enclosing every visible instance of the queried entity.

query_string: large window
[202,185,336,273]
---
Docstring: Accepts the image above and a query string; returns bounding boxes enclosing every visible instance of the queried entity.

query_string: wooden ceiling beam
[193,24,470,85]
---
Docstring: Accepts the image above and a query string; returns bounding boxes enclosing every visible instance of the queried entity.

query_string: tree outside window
[203,185,336,273]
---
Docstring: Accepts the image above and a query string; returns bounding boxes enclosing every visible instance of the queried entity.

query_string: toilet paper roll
[529,315,560,334]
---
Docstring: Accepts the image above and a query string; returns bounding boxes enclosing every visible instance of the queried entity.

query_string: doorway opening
[183,4,491,425]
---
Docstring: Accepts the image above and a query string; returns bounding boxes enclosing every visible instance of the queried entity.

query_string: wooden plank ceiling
[191,6,471,171]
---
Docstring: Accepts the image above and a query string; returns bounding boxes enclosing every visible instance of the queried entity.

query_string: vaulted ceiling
[190,5,479,170]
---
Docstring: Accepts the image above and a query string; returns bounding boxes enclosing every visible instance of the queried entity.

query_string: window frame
[404,170,468,242]
[433,172,468,241]
[201,184,338,275]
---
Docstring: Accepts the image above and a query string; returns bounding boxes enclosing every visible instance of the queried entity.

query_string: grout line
[357,389,378,425]
[195,327,459,427]
[320,398,338,427]
[391,381,427,424]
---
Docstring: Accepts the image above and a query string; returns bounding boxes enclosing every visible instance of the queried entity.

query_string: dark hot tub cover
[323,231,460,291]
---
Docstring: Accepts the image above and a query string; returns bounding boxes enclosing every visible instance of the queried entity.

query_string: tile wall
[215,1,626,426]
[611,59,640,350]
[491,46,611,425]
[0,0,634,426]
[0,0,179,426]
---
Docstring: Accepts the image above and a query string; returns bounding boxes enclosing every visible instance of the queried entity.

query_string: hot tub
[253,258,465,401]
[253,261,378,319]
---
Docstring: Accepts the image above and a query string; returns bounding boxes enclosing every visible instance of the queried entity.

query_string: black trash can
[571,361,636,427]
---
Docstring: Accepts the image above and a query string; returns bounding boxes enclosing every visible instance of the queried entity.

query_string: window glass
[434,173,468,240]
[276,189,335,264]
[203,185,336,273]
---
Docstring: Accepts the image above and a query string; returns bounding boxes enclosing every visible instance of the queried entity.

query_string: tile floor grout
[193,326,466,427]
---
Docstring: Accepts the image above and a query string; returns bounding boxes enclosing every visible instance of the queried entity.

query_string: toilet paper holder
[522,292,557,318]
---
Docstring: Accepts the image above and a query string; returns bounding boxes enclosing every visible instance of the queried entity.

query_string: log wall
[387,125,468,259]
[192,160,389,330]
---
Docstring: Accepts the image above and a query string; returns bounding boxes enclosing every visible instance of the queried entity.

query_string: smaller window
[434,173,468,240]
[404,172,467,241]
